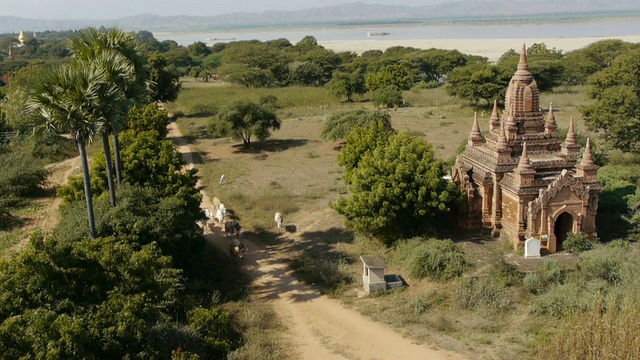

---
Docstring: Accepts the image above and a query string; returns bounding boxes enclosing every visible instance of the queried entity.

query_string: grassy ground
[165,81,599,359]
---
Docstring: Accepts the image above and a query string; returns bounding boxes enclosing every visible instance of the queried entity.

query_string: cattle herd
[198,201,285,264]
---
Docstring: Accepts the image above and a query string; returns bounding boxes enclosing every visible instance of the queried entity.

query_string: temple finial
[518,43,529,71]
[545,102,558,135]
[506,103,517,134]
[470,112,482,137]
[489,99,500,131]
[581,138,595,167]
[517,142,533,171]
[497,120,508,150]
[565,117,577,146]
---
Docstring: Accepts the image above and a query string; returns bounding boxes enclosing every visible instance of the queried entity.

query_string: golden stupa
[18,28,27,45]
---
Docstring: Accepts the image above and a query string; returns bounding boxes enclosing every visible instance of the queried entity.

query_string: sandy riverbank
[318,35,640,61]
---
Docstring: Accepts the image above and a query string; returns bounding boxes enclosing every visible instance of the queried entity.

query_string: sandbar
[318,35,640,61]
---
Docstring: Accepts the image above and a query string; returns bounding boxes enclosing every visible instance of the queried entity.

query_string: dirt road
[168,121,466,360]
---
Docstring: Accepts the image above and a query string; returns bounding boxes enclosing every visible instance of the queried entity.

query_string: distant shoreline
[318,35,640,61]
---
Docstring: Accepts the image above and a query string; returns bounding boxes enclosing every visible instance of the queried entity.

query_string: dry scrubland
[166,80,604,359]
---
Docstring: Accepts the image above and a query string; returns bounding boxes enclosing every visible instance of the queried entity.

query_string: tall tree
[207,98,280,147]
[69,27,151,187]
[27,61,118,238]
[325,69,366,102]
[332,123,461,242]
[446,63,503,105]
[581,47,640,155]
[148,53,182,102]
[321,109,392,141]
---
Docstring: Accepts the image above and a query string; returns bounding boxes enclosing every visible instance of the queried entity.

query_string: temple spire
[581,138,595,167]
[497,120,508,150]
[18,28,27,45]
[545,102,558,135]
[506,103,517,138]
[565,117,577,146]
[518,43,529,72]
[468,112,483,146]
[489,99,500,132]
[517,142,533,171]
[515,141,535,174]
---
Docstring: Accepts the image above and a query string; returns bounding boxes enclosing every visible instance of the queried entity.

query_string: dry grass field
[166,80,594,359]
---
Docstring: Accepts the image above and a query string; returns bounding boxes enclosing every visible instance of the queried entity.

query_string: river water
[154,16,640,46]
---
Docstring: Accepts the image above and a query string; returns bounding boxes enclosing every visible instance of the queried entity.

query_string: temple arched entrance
[554,212,574,251]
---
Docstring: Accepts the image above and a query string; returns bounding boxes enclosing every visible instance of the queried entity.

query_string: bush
[523,259,565,294]
[533,283,583,317]
[289,254,353,294]
[392,237,470,280]
[453,277,512,317]
[371,85,403,108]
[126,103,171,139]
[577,247,625,285]
[564,232,593,254]
[0,151,49,199]
[523,273,547,295]
[490,259,523,287]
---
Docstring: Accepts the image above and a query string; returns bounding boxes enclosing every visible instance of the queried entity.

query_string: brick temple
[452,44,601,253]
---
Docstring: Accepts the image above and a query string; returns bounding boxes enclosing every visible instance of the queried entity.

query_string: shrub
[490,259,523,287]
[523,259,564,294]
[564,232,593,254]
[453,277,512,317]
[577,247,625,285]
[392,237,470,280]
[289,254,353,294]
[523,273,547,295]
[532,283,583,317]
[371,85,403,108]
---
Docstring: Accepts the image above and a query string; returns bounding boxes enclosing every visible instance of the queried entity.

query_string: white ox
[215,207,225,225]
[220,174,226,185]
[274,212,284,232]
[204,208,213,221]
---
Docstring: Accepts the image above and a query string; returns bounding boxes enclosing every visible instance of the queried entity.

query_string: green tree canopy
[446,63,503,105]
[125,103,169,138]
[148,53,181,102]
[562,39,639,85]
[321,109,392,141]
[365,64,414,91]
[187,41,212,57]
[332,123,461,242]
[581,47,640,154]
[0,233,185,358]
[371,85,403,108]
[325,69,366,102]
[1,64,49,132]
[207,98,281,147]
[496,43,564,92]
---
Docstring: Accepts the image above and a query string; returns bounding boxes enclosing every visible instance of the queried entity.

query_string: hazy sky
[5,0,452,20]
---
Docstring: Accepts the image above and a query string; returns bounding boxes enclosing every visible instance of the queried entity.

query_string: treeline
[4,29,640,109]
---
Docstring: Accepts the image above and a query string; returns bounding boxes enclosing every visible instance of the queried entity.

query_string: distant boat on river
[367,32,390,37]
[205,37,237,41]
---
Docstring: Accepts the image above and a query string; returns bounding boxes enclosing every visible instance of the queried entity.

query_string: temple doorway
[554,212,574,251]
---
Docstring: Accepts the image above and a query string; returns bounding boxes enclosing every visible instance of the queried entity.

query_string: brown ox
[229,240,247,263]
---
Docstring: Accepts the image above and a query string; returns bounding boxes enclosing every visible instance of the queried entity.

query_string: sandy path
[167,120,466,360]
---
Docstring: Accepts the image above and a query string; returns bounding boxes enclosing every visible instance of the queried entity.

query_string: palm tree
[27,61,122,238]
[90,51,134,206]
[69,27,151,186]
